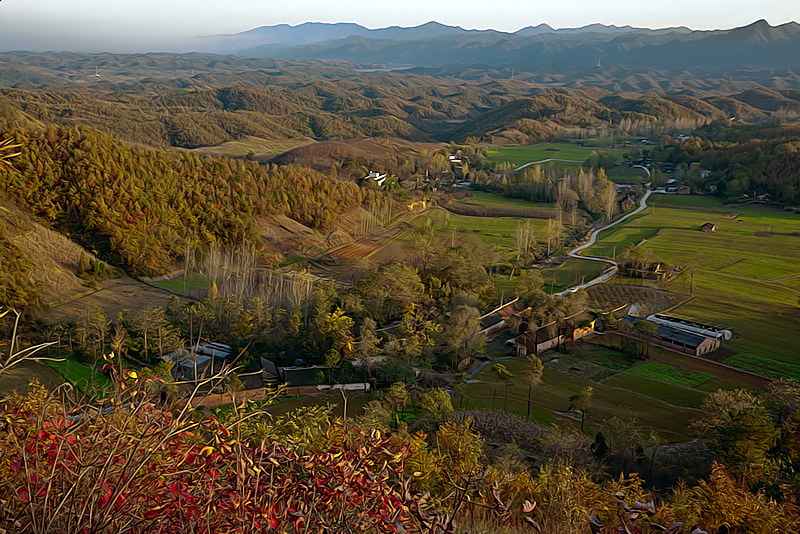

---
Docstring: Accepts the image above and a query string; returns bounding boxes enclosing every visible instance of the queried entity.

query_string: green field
[588,227,660,258]
[604,373,708,409]
[459,358,702,438]
[586,201,800,367]
[626,362,713,387]
[542,258,607,292]
[410,207,549,256]
[46,355,111,397]
[579,344,640,370]
[486,143,625,168]
[725,354,800,381]
[152,274,209,293]
[649,194,728,210]
[458,191,553,212]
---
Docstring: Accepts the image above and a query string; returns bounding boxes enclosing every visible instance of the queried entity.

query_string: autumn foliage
[0,380,433,533]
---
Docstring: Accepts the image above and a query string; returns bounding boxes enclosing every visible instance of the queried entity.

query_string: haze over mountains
[195,19,800,70]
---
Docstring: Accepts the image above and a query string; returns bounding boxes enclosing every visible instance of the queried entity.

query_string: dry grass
[0,202,101,304]
[188,136,315,158]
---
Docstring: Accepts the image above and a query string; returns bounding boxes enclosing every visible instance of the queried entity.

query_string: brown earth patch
[587,284,688,316]
[40,276,176,326]
[755,230,800,237]
[0,361,68,398]
[270,138,443,174]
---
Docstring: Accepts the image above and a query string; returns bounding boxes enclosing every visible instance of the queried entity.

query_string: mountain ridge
[217,19,800,70]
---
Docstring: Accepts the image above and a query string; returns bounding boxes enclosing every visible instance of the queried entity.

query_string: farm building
[365,171,387,186]
[626,316,721,356]
[161,342,235,384]
[617,194,636,211]
[512,314,600,357]
[478,298,530,337]
[654,323,720,356]
[513,332,563,358]
[700,222,717,232]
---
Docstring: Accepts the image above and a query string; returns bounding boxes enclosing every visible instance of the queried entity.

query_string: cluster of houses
[475,291,729,361]
[475,298,604,359]
[161,342,369,402]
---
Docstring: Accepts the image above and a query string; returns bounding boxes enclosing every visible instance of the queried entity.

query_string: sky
[0,0,797,52]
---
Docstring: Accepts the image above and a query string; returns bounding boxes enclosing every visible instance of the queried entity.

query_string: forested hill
[0,121,373,277]
[3,81,800,151]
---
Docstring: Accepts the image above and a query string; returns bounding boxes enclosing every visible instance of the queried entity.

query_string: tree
[446,305,482,369]
[542,219,562,256]
[490,363,515,411]
[522,355,544,420]
[602,183,617,223]
[383,382,410,427]
[514,219,537,262]
[686,260,697,296]
[0,308,57,377]
[569,386,594,432]
[420,388,455,422]
[516,268,546,305]
[634,320,660,359]
[693,388,780,485]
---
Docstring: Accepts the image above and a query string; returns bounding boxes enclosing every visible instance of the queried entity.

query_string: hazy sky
[0,0,797,52]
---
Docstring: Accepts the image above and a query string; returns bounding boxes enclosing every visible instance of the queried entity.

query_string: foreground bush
[0,375,797,533]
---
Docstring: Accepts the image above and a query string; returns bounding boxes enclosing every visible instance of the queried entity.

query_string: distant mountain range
[195,19,800,70]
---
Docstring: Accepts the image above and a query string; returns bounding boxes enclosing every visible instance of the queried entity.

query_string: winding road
[553,189,652,296]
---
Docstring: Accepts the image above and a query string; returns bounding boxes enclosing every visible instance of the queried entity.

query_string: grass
[459,359,701,438]
[586,227,660,258]
[152,274,208,292]
[583,200,800,368]
[46,355,111,397]
[649,194,728,209]
[542,258,606,292]
[409,208,548,257]
[460,191,553,211]
[603,373,707,409]
[725,354,800,381]
[626,362,713,387]
[486,143,625,168]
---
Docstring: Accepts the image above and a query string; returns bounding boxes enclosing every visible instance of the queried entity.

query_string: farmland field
[603,373,708,409]
[542,258,607,292]
[459,191,554,212]
[626,362,713,387]
[457,358,702,438]
[486,143,625,168]
[585,200,800,369]
[648,194,728,210]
